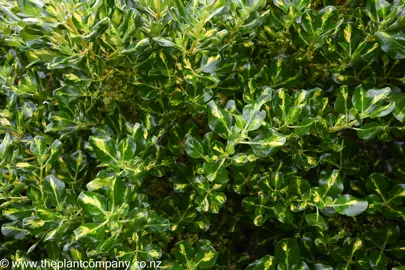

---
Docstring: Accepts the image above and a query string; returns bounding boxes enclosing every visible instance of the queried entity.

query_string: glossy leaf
[305,213,328,231]
[1,0,405,268]
[329,195,368,216]
[89,136,118,164]
[207,101,233,139]
[318,170,343,197]
[376,32,405,60]
[275,238,300,266]
[43,175,66,206]
[246,255,277,270]
[184,135,205,159]
[393,94,405,123]
[249,129,286,157]
[78,192,107,218]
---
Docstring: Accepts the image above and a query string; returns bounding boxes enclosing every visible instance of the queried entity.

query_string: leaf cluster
[1,0,405,269]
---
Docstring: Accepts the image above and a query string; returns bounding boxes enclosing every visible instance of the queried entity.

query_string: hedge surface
[1,0,405,269]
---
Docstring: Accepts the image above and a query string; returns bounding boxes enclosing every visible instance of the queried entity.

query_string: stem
[155,0,161,19]
[66,17,96,59]
[39,164,44,202]
[188,15,207,55]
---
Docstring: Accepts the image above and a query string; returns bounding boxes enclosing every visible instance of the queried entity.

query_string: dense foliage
[1,0,405,269]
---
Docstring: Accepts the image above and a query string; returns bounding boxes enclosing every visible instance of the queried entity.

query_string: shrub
[1,0,405,269]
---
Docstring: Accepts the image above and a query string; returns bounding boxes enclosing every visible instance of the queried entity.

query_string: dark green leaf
[184,135,205,159]
[376,32,405,59]
[329,195,368,216]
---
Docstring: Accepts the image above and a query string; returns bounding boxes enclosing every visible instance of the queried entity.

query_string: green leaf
[329,195,368,216]
[334,85,350,114]
[318,170,343,197]
[374,0,390,18]
[172,0,195,24]
[294,118,318,135]
[273,0,289,13]
[366,194,383,214]
[231,153,249,166]
[271,171,285,190]
[305,213,328,230]
[246,255,277,270]
[30,136,47,163]
[109,175,127,210]
[242,196,260,212]
[89,136,118,164]
[125,208,148,232]
[121,38,150,54]
[365,173,390,197]
[369,102,395,118]
[195,176,227,213]
[200,55,221,73]
[46,241,61,260]
[203,162,228,183]
[352,85,370,116]
[356,122,384,140]
[242,103,267,132]
[207,192,227,213]
[313,264,333,270]
[96,237,116,253]
[0,133,13,166]
[44,139,62,165]
[389,184,405,201]
[2,206,33,221]
[272,88,291,119]
[184,135,205,159]
[287,106,303,124]
[153,37,182,50]
[376,32,405,60]
[174,240,195,264]
[69,150,87,177]
[273,203,295,224]
[393,94,405,123]
[369,251,388,269]
[45,111,80,136]
[43,175,66,206]
[248,129,286,157]
[74,223,106,242]
[194,242,218,269]
[146,212,170,233]
[118,136,136,162]
[143,244,162,261]
[78,191,107,219]
[2,0,405,266]
[366,87,391,106]
[173,240,218,269]
[207,101,233,139]
[275,238,301,266]
[379,223,400,245]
